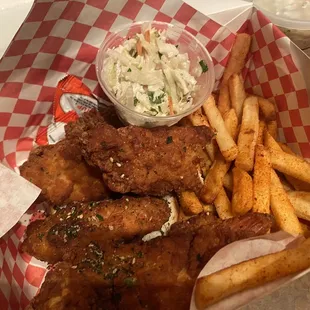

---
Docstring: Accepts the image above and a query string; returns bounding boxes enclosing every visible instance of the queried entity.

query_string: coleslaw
[102,27,208,117]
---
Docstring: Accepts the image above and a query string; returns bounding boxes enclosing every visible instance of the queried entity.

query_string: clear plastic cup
[96,21,215,127]
[253,0,310,57]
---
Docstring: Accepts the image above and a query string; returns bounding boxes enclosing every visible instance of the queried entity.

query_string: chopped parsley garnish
[96,214,104,221]
[124,277,137,287]
[196,253,202,262]
[134,97,138,106]
[101,141,107,148]
[199,60,208,73]
[158,52,163,59]
[150,108,158,116]
[148,91,165,104]
[127,68,132,72]
[166,136,173,144]
[37,233,44,241]
[137,251,143,258]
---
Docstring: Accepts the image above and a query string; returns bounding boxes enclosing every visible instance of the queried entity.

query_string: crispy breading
[65,109,110,142]
[73,119,214,196]
[29,213,272,310]
[20,139,108,205]
[21,196,170,264]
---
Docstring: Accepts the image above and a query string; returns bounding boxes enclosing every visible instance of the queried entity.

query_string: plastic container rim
[95,20,215,121]
[254,2,310,30]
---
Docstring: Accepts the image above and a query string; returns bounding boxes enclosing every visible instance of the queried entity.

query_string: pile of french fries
[177,33,310,308]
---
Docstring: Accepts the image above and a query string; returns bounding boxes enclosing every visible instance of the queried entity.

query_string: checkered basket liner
[0,0,309,309]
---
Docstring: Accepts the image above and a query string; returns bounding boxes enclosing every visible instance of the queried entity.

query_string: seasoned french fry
[214,187,233,219]
[195,238,310,310]
[217,85,231,116]
[287,191,310,222]
[223,108,239,141]
[278,143,310,191]
[205,141,216,162]
[267,120,278,139]
[253,145,271,214]
[203,95,238,161]
[222,33,252,85]
[178,191,203,215]
[188,108,210,127]
[258,97,276,121]
[264,129,282,151]
[278,142,300,157]
[235,96,259,171]
[202,203,216,214]
[257,120,266,145]
[232,167,253,215]
[228,74,246,122]
[188,107,216,162]
[223,171,233,192]
[270,170,303,234]
[178,208,192,221]
[269,148,310,184]
[200,153,231,204]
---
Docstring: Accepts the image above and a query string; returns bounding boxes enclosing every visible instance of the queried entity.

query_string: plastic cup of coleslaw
[253,0,310,57]
[96,21,215,127]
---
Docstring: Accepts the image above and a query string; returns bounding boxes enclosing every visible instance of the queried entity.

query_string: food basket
[0,0,309,309]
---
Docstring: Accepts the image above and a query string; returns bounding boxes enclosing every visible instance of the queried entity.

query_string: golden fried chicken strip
[20,139,108,205]
[21,196,170,264]
[71,116,214,196]
[29,213,272,310]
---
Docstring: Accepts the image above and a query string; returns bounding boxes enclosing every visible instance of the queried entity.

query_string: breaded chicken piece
[21,196,171,264]
[69,115,214,196]
[29,213,273,310]
[20,139,109,205]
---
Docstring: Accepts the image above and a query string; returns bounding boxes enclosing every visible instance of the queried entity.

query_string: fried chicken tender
[29,213,273,310]
[21,196,170,264]
[68,114,214,196]
[20,139,108,205]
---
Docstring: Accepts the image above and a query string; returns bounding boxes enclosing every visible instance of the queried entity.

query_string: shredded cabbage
[103,27,203,116]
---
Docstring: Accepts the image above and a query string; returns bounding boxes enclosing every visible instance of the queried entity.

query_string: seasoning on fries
[203,95,238,162]
[267,120,278,139]
[258,97,276,121]
[257,120,266,145]
[270,169,303,235]
[269,148,310,184]
[195,238,310,309]
[228,73,246,122]
[223,108,239,141]
[253,144,271,214]
[179,191,203,215]
[287,191,310,222]
[222,33,252,85]
[235,96,259,171]
[214,187,233,219]
[232,167,253,215]
[223,171,233,192]
[200,153,231,203]
[217,85,231,116]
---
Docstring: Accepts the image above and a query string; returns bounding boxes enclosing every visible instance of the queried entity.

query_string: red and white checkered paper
[0,0,309,309]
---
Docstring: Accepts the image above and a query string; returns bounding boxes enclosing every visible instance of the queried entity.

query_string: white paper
[190,231,306,310]
[0,163,41,237]
[184,0,253,28]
